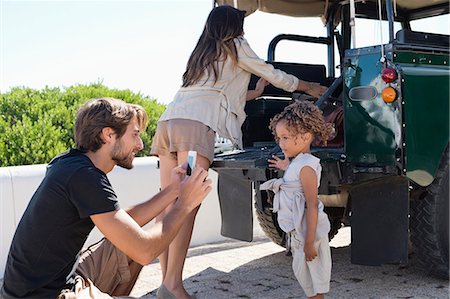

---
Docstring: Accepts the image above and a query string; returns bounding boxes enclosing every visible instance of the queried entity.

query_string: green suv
[213,0,449,278]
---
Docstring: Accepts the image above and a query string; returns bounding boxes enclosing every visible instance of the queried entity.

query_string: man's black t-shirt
[2,149,119,298]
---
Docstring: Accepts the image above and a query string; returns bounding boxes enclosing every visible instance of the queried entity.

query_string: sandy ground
[130,227,449,298]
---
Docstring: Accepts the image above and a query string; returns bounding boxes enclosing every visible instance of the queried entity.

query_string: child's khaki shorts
[290,231,332,297]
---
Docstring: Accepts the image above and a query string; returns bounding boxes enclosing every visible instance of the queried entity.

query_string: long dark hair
[182,5,245,87]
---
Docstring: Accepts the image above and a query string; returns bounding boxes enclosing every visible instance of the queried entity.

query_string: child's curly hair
[269,100,334,145]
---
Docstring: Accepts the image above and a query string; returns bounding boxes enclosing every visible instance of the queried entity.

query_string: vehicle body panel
[344,46,401,165]
[396,51,450,186]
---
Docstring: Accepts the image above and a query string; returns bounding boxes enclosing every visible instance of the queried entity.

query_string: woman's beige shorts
[150,119,216,164]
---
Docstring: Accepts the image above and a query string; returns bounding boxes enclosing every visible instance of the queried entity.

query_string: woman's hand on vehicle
[246,78,269,100]
[299,80,327,98]
[308,82,327,98]
[255,78,269,95]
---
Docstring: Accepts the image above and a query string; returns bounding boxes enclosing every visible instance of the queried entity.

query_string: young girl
[150,5,327,299]
[260,100,333,299]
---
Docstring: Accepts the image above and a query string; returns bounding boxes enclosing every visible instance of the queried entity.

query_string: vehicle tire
[325,207,344,240]
[410,146,449,279]
[255,198,343,248]
[255,204,285,247]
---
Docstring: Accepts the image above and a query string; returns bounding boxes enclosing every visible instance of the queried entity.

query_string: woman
[150,5,327,299]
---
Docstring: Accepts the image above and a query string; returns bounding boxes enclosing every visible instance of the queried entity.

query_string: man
[0,98,212,298]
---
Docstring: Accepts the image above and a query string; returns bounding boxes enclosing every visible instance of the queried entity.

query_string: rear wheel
[410,146,449,279]
[325,207,344,240]
[255,191,343,247]
[255,205,285,247]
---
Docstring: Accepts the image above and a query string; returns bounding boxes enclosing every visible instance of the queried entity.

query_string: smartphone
[186,150,197,176]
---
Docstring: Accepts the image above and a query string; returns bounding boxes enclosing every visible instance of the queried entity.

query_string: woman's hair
[269,100,333,145]
[74,97,148,152]
[182,5,246,87]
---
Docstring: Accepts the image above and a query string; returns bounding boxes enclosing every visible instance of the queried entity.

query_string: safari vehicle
[212,0,449,278]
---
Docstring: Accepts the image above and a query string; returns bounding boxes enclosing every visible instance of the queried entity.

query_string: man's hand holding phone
[176,151,211,211]
[186,150,197,176]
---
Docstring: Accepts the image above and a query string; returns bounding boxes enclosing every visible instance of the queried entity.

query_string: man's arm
[124,183,178,227]
[124,163,186,227]
[91,167,211,265]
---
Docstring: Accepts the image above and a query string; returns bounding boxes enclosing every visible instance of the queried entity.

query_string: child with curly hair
[260,100,334,299]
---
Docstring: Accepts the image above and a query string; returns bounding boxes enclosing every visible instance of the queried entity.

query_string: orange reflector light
[382,68,397,83]
[382,87,397,102]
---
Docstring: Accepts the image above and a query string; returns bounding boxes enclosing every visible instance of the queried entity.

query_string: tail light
[382,87,397,103]
[381,67,399,102]
[381,68,397,83]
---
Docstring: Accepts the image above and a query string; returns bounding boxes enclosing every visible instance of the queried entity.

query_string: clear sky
[1,0,448,104]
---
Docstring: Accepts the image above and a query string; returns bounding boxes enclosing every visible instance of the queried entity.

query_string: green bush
[0,83,166,167]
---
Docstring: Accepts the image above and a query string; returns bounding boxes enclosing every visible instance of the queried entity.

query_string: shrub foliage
[0,83,166,166]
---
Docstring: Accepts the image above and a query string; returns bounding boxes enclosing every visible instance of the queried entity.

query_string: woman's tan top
[159,36,299,149]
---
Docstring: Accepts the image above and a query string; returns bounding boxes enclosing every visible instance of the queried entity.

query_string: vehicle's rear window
[410,15,449,35]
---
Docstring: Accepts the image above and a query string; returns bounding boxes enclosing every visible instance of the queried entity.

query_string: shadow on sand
[140,239,448,299]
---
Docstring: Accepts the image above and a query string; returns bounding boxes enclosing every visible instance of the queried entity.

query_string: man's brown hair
[74,97,148,152]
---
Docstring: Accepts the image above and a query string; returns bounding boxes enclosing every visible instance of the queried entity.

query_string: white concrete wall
[0,157,263,279]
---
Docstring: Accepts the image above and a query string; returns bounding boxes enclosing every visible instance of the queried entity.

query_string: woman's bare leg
[157,152,210,299]
[155,154,178,280]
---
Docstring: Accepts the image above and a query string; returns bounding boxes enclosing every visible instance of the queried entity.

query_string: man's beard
[111,140,134,169]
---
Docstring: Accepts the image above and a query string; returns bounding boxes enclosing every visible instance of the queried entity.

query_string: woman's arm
[297,80,327,99]
[236,37,327,99]
[246,78,269,101]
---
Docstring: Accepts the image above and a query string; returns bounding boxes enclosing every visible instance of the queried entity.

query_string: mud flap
[350,176,409,265]
[217,170,253,241]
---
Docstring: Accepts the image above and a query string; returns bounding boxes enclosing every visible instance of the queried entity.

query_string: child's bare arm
[300,166,319,261]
